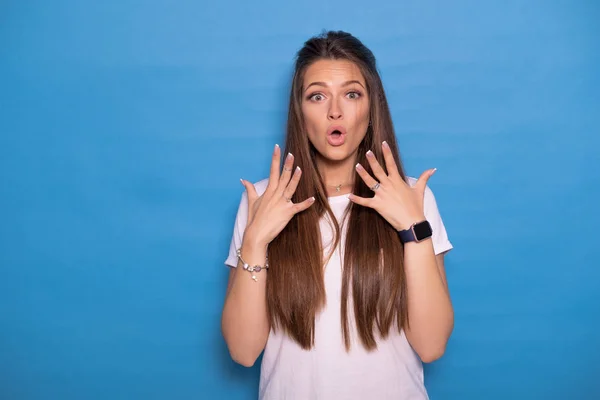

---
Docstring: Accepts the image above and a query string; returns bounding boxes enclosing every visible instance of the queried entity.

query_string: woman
[221,31,454,400]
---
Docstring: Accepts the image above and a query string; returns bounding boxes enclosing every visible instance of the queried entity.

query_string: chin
[318,146,355,163]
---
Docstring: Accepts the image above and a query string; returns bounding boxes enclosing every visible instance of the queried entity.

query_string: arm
[436,253,450,292]
[221,238,270,367]
[403,245,453,363]
[348,142,454,363]
[221,145,314,367]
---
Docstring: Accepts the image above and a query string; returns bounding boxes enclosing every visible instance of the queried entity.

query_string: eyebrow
[304,80,365,92]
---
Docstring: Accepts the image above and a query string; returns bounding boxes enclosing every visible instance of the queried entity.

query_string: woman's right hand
[240,144,315,249]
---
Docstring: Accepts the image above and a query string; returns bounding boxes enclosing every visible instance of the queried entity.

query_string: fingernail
[356,163,363,170]
[240,179,245,185]
[432,168,437,173]
[286,152,293,161]
[296,166,301,173]
[310,196,315,202]
[366,150,374,157]
[382,141,389,148]
[275,144,279,150]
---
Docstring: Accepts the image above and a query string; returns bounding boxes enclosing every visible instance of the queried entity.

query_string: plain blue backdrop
[1,1,599,399]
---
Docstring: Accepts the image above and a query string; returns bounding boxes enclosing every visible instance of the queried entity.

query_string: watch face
[413,221,433,241]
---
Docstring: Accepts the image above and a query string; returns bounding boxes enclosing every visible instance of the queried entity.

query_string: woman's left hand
[348,141,436,231]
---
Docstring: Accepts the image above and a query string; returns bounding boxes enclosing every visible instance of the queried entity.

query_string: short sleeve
[224,178,269,268]
[224,192,249,268]
[423,185,453,255]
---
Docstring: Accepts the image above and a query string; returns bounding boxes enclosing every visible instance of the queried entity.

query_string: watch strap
[398,220,432,244]
[398,228,416,243]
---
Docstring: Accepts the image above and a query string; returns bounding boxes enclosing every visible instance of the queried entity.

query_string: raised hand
[241,144,315,248]
[348,141,436,231]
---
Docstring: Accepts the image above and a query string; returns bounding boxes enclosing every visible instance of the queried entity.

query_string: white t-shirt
[225,177,453,400]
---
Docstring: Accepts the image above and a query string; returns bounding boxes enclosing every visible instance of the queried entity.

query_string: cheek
[345,100,369,123]
[350,105,370,142]
[301,106,322,137]
[358,102,371,123]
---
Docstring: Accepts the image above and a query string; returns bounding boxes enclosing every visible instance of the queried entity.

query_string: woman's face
[301,59,370,164]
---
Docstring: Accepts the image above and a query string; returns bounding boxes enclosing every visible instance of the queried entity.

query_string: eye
[347,91,362,100]
[308,93,325,102]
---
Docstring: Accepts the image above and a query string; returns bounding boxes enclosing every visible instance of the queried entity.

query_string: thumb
[415,168,436,193]
[240,179,258,203]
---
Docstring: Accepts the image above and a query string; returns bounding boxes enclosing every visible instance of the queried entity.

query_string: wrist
[397,219,433,244]
[238,235,269,283]
[396,215,426,231]
[242,229,269,253]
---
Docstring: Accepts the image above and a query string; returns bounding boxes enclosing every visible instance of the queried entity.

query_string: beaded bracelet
[236,248,269,282]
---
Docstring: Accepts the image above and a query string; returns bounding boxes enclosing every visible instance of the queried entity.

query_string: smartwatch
[398,220,433,243]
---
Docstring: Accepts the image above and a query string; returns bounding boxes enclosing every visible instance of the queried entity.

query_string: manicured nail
[296,166,301,173]
[310,196,315,202]
[432,168,437,173]
[275,144,279,150]
[356,163,363,170]
[382,141,389,148]
[240,179,245,185]
[286,152,293,161]
[366,150,374,157]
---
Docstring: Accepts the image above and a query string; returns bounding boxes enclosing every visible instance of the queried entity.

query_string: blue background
[1,1,599,399]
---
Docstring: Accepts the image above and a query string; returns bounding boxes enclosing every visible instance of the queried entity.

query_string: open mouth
[326,126,346,146]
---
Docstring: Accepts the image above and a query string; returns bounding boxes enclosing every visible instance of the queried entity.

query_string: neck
[316,153,356,197]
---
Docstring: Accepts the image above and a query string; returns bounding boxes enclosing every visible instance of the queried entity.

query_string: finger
[240,179,258,205]
[282,166,302,200]
[347,193,373,208]
[292,196,316,214]
[365,150,389,182]
[381,141,400,178]
[355,163,379,190]
[266,144,281,193]
[415,168,436,192]
[277,152,295,193]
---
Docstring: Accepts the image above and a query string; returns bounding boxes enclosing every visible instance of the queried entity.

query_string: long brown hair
[267,31,408,351]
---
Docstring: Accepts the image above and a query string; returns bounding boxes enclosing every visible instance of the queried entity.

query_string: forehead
[303,59,365,88]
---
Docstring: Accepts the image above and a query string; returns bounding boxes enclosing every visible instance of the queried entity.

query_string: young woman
[221,31,454,400]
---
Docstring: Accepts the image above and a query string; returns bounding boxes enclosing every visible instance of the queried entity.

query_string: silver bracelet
[236,248,269,282]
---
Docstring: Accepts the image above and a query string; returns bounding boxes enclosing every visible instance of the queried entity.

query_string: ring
[283,167,293,172]
[370,182,381,191]
[284,196,292,202]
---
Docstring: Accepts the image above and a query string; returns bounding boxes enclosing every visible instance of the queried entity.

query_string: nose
[328,100,343,120]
